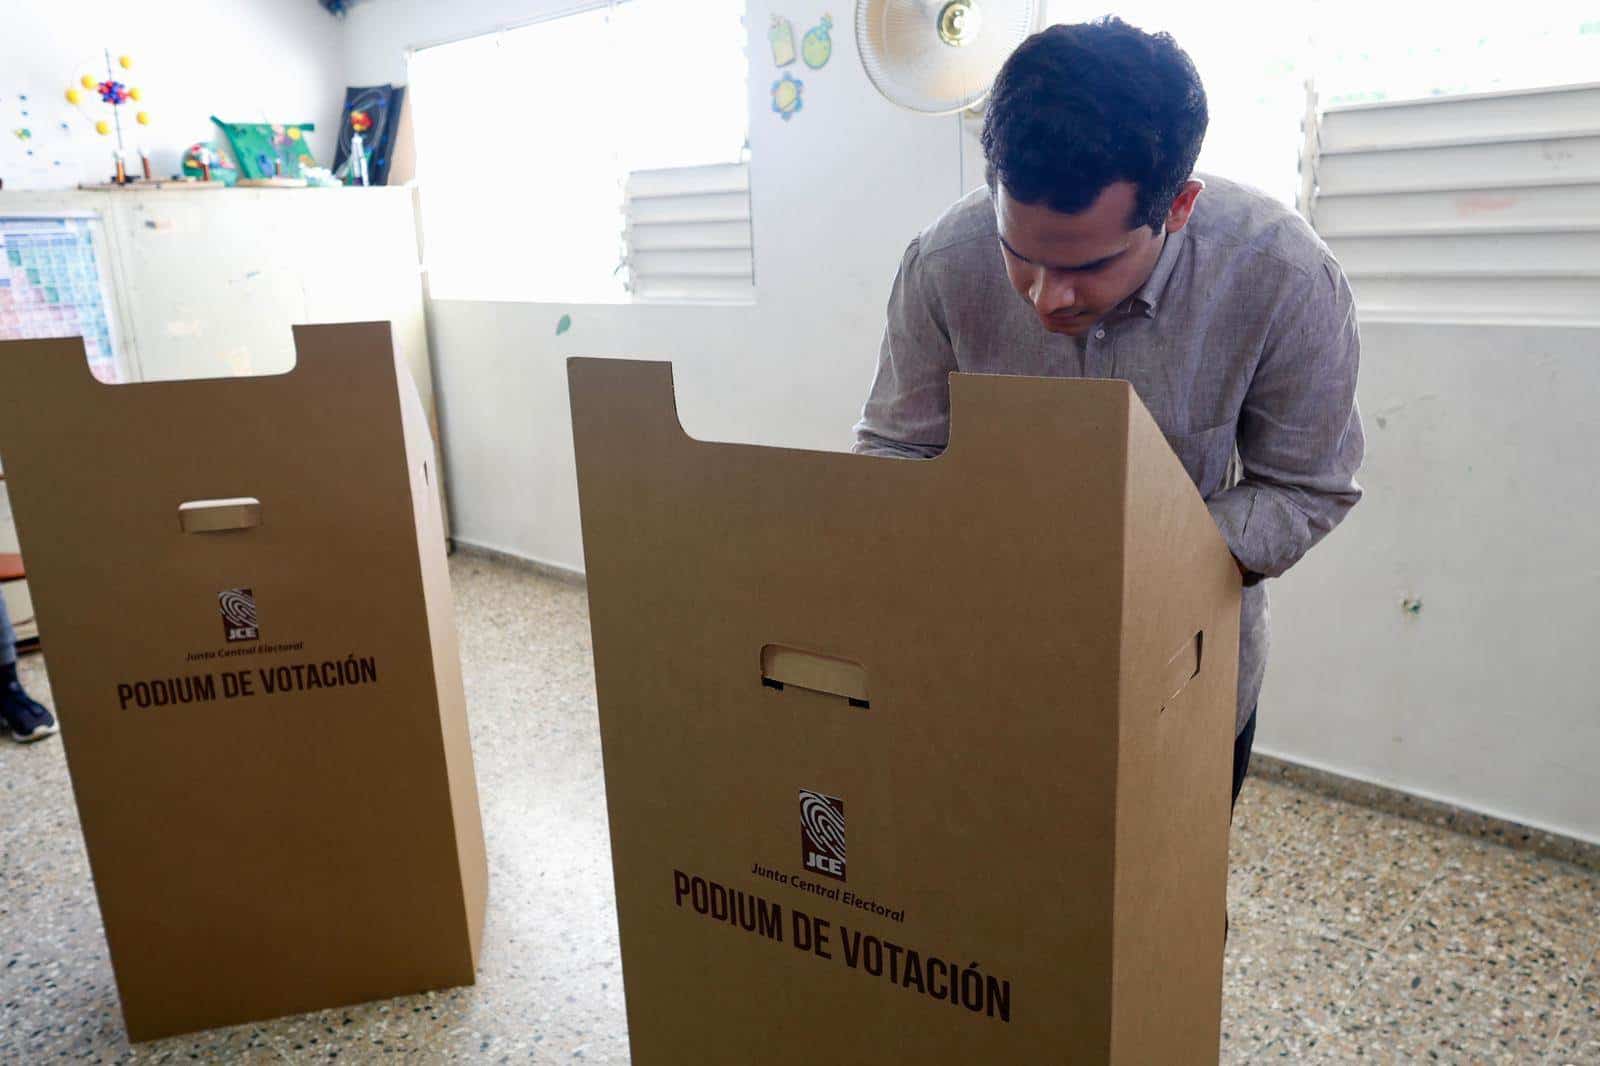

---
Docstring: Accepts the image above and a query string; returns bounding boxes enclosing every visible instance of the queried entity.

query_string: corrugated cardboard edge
[359,322,490,971]
[1109,391,1241,1063]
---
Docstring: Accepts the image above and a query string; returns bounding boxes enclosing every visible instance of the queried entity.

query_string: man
[853,18,1364,810]
[0,593,55,742]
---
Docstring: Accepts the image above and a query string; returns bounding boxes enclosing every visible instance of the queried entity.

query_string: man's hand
[1232,554,1264,587]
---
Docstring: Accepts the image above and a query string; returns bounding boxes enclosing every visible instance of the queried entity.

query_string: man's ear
[1163,179,1206,234]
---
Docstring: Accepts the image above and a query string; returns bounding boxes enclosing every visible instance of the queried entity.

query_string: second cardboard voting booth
[0,323,487,1041]
[569,358,1241,1064]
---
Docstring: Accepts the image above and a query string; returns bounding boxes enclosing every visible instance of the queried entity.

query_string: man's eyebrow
[997,233,1123,272]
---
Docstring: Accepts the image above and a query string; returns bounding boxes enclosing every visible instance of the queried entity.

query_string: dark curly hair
[981,18,1208,233]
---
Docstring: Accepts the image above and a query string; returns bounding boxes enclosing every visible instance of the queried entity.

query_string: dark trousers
[1225,708,1257,942]
[1231,707,1258,812]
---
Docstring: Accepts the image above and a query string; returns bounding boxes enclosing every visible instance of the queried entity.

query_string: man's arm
[1209,257,1365,580]
[853,237,957,459]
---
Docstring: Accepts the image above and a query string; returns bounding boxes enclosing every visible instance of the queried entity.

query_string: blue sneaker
[2,677,57,743]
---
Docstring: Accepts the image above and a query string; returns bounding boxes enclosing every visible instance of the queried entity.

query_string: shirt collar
[1126,226,1187,318]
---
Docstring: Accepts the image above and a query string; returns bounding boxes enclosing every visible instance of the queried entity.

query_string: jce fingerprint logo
[219,588,260,643]
[799,788,846,881]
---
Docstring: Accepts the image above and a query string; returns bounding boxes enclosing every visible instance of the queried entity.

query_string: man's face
[995,179,1199,336]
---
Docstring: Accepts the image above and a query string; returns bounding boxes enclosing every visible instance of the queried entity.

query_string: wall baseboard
[1251,754,1600,874]
[450,539,586,587]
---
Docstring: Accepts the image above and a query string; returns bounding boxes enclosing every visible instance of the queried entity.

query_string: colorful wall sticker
[802,15,834,69]
[771,72,804,121]
[769,15,797,67]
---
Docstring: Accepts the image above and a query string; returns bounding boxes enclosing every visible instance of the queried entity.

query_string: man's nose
[1030,271,1077,315]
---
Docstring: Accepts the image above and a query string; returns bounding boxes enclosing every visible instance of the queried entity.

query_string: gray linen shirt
[853,175,1365,735]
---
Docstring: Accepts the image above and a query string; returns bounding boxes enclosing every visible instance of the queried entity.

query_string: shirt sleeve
[852,237,958,459]
[1206,256,1365,580]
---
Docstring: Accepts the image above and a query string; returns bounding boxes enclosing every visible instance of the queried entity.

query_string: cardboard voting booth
[0,323,487,1041]
[569,358,1242,1064]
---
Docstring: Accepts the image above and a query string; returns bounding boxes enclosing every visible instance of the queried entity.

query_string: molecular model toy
[65,50,152,183]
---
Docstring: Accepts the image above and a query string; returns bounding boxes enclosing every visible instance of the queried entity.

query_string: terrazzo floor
[2,554,1597,1064]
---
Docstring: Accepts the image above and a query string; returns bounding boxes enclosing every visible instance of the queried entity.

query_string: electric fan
[855,0,1044,115]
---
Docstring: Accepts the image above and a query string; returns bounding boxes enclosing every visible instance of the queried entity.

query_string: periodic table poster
[0,214,123,383]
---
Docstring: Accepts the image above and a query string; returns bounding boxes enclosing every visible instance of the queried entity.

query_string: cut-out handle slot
[179,497,261,534]
[761,645,869,708]
[1161,631,1203,708]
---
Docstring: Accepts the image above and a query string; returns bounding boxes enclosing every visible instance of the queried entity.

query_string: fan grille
[857,0,1042,114]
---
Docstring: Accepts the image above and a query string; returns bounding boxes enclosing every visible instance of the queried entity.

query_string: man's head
[981,18,1209,335]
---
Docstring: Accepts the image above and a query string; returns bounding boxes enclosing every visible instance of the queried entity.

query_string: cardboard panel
[1110,397,1242,1061]
[0,323,486,1040]
[569,358,1240,1063]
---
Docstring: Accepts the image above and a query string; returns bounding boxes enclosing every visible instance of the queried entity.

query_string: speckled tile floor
[3,554,1598,1064]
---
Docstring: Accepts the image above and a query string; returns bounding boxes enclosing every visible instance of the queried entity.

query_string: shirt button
[1095,328,1106,339]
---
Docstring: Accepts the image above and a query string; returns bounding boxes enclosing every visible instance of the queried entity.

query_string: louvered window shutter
[1303,83,1600,323]
[623,161,755,304]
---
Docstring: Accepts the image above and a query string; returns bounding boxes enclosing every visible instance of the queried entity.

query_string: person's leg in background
[1225,707,1258,942]
[1232,707,1258,812]
[0,591,56,742]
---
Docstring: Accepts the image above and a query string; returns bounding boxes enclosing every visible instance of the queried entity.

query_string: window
[1066,1,1600,210]
[1310,0,1600,107]
[410,1,751,304]
[1303,84,1600,324]
[1297,3,1600,323]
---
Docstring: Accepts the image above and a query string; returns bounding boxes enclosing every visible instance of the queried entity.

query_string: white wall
[1259,322,1600,846]
[2,1,344,189]
[348,2,1600,844]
